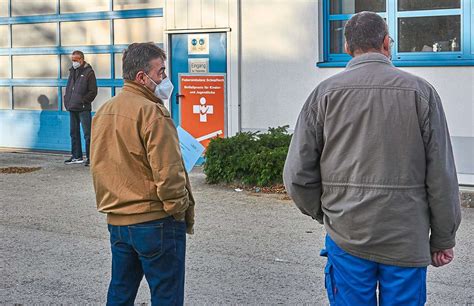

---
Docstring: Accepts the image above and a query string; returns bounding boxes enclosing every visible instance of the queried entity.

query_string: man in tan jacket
[90,42,194,306]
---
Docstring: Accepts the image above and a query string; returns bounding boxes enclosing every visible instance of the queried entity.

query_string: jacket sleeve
[423,89,462,252]
[144,116,190,217]
[283,91,324,223]
[83,70,98,104]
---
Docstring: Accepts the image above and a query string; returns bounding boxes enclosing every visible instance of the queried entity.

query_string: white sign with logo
[188,34,209,55]
[188,58,209,73]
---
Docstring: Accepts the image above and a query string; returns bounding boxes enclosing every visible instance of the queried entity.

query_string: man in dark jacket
[284,11,461,305]
[64,50,97,166]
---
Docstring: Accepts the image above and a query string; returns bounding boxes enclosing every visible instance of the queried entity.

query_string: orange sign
[180,74,226,148]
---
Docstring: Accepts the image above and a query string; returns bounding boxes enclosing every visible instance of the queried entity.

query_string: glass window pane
[398,16,461,52]
[398,0,460,11]
[115,87,122,95]
[11,0,56,16]
[0,25,10,47]
[330,20,347,54]
[113,0,163,10]
[13,55,58,78]
[330,0,385,14]
[61,20,111,46]
[114,17,163,44]
[0,0,8,17]
[92,87,111,111]
[0,87,11,109]
[0,56,10,78]
[12,23,57,47]
[114,53,123,79]
[61,53,111,79]
[60,0,109,13]
[13,87,58,110]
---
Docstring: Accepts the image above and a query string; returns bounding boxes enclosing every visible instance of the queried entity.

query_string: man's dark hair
[122,43,167,81]
[344,11,388,54]
[72,50,84,59]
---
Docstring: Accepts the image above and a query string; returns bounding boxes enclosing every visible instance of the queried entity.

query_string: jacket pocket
[128,223,164,258]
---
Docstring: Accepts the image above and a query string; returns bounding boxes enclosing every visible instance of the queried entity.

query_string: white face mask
[72,61,81,69]
[145,73,174,100]
[156,77,174,100]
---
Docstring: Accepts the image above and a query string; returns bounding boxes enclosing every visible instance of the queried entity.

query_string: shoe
[84,158,90,167]
[65,157,84,165]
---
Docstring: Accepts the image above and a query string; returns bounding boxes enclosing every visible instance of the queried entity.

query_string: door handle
[175,93,184,104]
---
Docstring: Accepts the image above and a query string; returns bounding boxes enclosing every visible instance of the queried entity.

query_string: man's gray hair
[344,11,388,54]
[122,42,166,81]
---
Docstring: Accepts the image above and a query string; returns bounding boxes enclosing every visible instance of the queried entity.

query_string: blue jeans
[321,235,427,306]
[107,217,186,306]
[69,110,91,159]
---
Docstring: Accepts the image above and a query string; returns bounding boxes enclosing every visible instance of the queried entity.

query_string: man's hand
[431,248,454,267]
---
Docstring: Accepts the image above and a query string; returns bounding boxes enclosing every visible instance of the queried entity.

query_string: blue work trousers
[321,235,427,306]
[107,217,186,306]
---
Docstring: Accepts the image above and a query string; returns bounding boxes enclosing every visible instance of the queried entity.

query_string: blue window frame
[319,0,474,67]
[0,0,163,110]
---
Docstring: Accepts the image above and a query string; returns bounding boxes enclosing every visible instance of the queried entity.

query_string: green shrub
[204,126,292,186]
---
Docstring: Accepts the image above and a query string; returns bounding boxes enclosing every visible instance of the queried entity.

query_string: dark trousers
[107,217,186,306]
[69,111,91,159]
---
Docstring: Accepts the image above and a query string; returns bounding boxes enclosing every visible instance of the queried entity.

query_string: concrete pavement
[0,152,473,304]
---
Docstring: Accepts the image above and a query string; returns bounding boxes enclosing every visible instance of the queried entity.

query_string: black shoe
[65,157,84,165]
[84,158,90,167]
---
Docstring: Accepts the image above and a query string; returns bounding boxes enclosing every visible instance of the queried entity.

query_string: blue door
[169,32,227,125]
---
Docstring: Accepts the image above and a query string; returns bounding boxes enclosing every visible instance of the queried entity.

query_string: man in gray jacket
[284,11,461,305]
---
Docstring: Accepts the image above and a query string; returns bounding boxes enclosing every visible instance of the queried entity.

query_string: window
[13,55,58,78]
[13,87,58,110]
[0,25,10,47]
[60,0,109,13]
[92,87,112,111]
[61,54,111,79]
[0,0,8,17]
[0,56,9,78]
[320,0,474,66]
[11,0,56,16]
[113,0,163,11]
[0,87,10,109]
[113,17,163,45]
[1,0,164,116]
[114,53,123,79]
[61,20,111,46]
[12,23,57,47]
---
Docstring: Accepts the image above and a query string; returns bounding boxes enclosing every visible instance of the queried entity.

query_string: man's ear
[345,42,353,57]
[382,35,390,52]
[135,71,146,85]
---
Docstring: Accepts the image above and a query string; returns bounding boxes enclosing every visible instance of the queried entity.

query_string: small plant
[204,126,292,187]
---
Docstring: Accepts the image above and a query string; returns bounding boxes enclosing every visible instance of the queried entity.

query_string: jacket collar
[346,52,393,69]
[123,80,163,105]
[69,62,90,72]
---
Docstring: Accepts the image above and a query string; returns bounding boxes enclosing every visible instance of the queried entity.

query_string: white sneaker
[65,158,84,165]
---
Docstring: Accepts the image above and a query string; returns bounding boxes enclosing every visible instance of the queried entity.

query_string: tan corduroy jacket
[90,80,195,234]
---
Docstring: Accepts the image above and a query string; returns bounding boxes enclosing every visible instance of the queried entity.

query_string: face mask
[145,73,174,100]
[156,77,174,100]
[72,61,81,69]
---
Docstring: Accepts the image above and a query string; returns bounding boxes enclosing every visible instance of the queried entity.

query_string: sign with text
[188,58,209,73]
[179,74,226,148]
